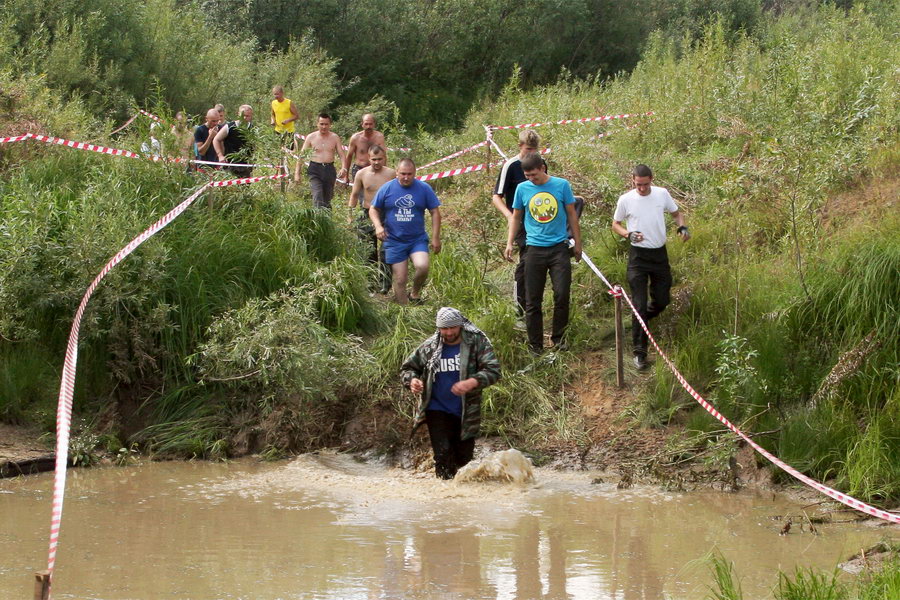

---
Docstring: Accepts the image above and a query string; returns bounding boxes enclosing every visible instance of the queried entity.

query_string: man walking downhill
[369,158,441,305]
[492,129,541,320]
[401,307,501,480]
[298,113,347,209]
[505,153,582,355]
[213,104,256,177]
[349,145,395,293]
[342,113,387,190]
[270,85,299,147]
[611,164,690,370]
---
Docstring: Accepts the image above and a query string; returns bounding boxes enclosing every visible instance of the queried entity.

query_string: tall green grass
[1,2,898,480]
[704,551,899,600]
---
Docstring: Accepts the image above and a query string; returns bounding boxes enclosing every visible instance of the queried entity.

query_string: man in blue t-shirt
[370,158,442,305]
[505,153,582,354]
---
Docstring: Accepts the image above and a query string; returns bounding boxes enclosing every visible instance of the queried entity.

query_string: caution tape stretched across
[415,149,552,182]
[10,129,290,595]
[138,109,166,125]
[108,114,139,136]
[45,172,288,595]
[0,131,284,171]
[489,111,654,130]
[580,251,900,525]
[419,140,490,169]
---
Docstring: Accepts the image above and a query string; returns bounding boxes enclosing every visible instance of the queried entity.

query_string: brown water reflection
[1,456,895,599]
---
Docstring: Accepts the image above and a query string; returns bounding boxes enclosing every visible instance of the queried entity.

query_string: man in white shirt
[612,164,690,370]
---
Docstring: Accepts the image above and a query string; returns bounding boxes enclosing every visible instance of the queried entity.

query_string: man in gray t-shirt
[612,164,690,370]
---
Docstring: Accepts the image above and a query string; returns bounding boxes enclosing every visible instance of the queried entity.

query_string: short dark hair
[520,152,544,172]
[368,144,385,156]
[397,157,416,169]
[632,164,653,178]
[318,113,332,122]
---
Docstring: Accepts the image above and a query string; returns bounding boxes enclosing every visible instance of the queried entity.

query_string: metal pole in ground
[34,570,50,600]
[614,294,625,387]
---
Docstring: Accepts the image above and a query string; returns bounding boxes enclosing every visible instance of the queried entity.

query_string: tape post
[580,251,900,525]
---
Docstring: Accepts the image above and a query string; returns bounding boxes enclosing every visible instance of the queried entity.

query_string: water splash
[455,449,535,484]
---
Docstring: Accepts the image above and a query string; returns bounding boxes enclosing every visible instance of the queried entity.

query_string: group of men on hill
[192,103,256,177]
[192,89,690,479]
[399,128,689,479]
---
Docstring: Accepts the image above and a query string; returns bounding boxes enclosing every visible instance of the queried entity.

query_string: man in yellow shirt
[270,85,299,147]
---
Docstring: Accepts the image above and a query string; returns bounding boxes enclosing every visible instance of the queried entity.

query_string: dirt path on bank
[572,350,673,471]
[0,423,50,463]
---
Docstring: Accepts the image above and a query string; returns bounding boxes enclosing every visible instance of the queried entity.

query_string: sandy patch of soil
[0,423,50,463]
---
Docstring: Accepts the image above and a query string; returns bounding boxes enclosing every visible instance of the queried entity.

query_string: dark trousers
[307,161,336,209]
[524,242,571,353]
[626,245,672,357]
[513,230,527,316]
[354,210,392,291]
[425,410,475,480]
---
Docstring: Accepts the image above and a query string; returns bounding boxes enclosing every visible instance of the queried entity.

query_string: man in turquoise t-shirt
[505,153,582,354]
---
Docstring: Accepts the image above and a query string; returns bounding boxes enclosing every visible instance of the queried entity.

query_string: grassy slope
[0,5,898,512]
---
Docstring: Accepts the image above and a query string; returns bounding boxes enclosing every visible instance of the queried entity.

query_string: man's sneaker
[633,354,649,371]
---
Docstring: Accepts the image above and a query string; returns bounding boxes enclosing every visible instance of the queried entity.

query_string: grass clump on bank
[704,550,900,600]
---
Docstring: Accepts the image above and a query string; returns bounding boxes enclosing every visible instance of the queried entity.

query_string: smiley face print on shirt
[528,191,559,224]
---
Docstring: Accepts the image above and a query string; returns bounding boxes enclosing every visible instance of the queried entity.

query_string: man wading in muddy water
[401,307,501,480]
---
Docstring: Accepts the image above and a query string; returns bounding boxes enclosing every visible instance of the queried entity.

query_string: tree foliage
[203,0,765,128]
[0,0,340,121]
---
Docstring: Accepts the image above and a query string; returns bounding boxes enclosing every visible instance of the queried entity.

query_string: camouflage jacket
[400,328,501,440]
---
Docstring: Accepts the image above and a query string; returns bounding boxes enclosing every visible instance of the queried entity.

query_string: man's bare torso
[357,165,396,209]
[305,131,342,163]
[350,130,386,168]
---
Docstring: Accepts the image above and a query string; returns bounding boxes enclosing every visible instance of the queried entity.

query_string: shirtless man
[349,145,395,293]
[297,113,347,209]
[341,113,386,188]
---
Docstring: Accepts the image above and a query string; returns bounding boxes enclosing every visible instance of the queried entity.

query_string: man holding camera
[612,164,690,370]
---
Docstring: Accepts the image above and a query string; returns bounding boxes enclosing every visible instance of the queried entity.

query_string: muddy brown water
[1,453,894,599]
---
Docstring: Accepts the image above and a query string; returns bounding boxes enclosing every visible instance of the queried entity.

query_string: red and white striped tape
[108,114,139,136]
[579,252,900,524]
[44,170,287,595]
[138,109,166,125]
[419,140,490,169]
[489,111,654,131]
[416,148,551,182]
[416,159,503,182]
[0,132,284,171]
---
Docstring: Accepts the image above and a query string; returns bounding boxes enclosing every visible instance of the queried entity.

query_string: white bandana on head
[428,307,490,376]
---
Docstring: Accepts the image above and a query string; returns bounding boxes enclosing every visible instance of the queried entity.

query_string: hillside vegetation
[1,1,898,516]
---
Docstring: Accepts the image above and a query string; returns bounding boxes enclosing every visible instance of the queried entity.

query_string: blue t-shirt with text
[428,343,462,416]
[512,176,575,247]
[371,179,441,243]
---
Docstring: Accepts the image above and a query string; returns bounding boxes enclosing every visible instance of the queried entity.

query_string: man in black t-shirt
[491,129,541,316]
[193,108,221,165]
[214,104,255,176]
